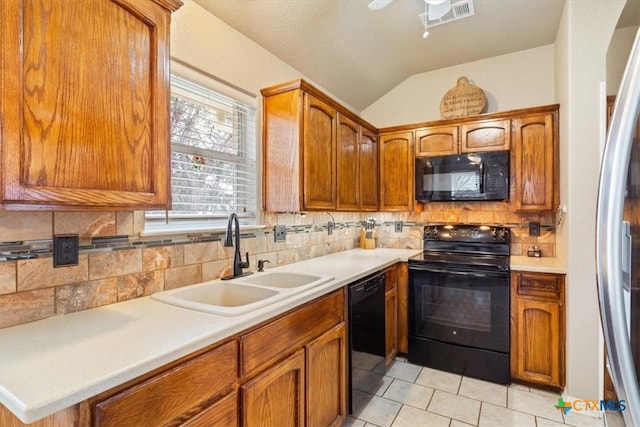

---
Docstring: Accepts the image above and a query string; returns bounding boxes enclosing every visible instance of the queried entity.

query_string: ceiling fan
[368,0,475,39]
[368,0,452,21]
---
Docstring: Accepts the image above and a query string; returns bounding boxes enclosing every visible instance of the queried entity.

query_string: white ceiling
[194,0,638,112]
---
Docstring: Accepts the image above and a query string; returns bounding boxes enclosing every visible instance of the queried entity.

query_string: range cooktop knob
[491,227,509,241]
[498,228,510,241]
[424,226,439,239]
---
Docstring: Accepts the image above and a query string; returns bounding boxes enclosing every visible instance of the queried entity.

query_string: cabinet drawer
[513,271,564,301]
[94,341,237,427]
[240,289,344,377]
[181,392,238,427]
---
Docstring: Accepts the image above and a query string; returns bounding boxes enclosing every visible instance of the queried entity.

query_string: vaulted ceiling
[194,0,639,111]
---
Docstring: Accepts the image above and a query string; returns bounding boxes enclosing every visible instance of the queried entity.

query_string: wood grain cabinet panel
[359,127,379,211]
[460,119,510,153]
[180,393,238,427]
[511,110,558,212]
[415,125,459,156]
[397,262,409,354]
[379,132,414,211]
[93,340,237,427]
[511,271,565,389]
[306,323,348,427]
[0,0,180,209]
[241,349,306,427]
[261,88,304,212]
[384,265,398,364]
[303,94,337,210]
[261,80,377,212]
[240,290,344,378]
[337,114,360,211]
[385,286,398,365]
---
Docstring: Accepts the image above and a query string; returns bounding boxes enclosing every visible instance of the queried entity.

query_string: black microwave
[415,150,510,202]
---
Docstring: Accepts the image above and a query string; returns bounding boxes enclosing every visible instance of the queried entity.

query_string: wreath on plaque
[440,77,487,119]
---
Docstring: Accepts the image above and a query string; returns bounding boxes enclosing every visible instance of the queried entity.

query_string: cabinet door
[359,127,379,211]
[460,119,510,153]
[415,125,458,156]
[379,132,414,211]
[385,286,398,365]
[511,112,557,212]
[1,0,178,209]
[241,349,305,427]
[397,262,409,354]
[306,323,347,427]
[511,298,563,387]
[303,94,337,210]
[510,271,565,389]
[337,114,360,211]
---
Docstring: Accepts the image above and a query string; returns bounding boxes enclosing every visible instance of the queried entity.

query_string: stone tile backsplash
[0,204,555,328]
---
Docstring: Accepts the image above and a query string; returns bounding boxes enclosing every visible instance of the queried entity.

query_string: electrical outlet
[328,222,334,235]
[529,221,541,237]
[53,234,79,267]
[274,225,287,243]
[394,221,403,233]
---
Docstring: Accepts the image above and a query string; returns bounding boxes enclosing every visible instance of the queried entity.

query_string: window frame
[144,61,260,235]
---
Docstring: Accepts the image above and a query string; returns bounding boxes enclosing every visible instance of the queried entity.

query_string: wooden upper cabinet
[415,119,509,157]
[337,114,360,211]
[460,118,510,153]
[379,132,414,211]
[415,125,458,157]
[0,0,181,210]
[511,109,558,212]
[303,94,337,210]
[359,127,379,211]
[262,79,377,212]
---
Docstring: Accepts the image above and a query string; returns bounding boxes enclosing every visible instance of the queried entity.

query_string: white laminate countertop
[0,248,420,424]
[510,256,567,274]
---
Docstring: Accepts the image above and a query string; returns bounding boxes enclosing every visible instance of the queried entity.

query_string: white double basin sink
[151,272,334,316]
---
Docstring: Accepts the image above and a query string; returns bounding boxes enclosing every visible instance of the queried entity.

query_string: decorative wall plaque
[440,77,487,119]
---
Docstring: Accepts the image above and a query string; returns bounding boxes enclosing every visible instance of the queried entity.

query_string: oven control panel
[423,225,510,243]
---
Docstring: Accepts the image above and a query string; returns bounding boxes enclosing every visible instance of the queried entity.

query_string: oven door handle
[409,265,508,278]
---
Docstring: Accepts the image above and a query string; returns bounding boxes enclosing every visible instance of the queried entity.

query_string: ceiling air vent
[423,0,475,28]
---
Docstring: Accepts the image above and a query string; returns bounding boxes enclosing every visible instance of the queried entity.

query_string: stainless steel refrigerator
[597,28,640,427]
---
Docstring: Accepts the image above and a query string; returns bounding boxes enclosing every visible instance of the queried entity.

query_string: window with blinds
[145,74,257,232]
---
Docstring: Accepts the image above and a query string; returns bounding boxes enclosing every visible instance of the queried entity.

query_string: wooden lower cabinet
[4,289,348,427]
[510,271,565,389]
[182,393,238,427]
[241,349,306,427]
[93,340,237,427]
[397,263,409,354]
[306,323,348,427]
[385,286,398,364]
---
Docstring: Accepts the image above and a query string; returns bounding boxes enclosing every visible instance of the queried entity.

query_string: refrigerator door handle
[597,29,640,427]
[622,220,632,293]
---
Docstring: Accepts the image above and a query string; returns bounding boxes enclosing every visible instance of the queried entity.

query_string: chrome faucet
[221,212,252,280]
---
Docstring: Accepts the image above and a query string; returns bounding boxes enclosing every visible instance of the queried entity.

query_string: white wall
[555,0,625,401]
[607,26,639,95]
[361,45,555,128]
[170,1,356,111]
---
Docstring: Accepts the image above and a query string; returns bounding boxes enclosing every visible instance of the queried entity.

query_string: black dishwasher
[348,271,386,413]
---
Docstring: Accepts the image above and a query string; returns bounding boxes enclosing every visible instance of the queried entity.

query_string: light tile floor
[344,353,626,427]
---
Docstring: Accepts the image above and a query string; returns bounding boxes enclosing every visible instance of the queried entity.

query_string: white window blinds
[145,73,257,232]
